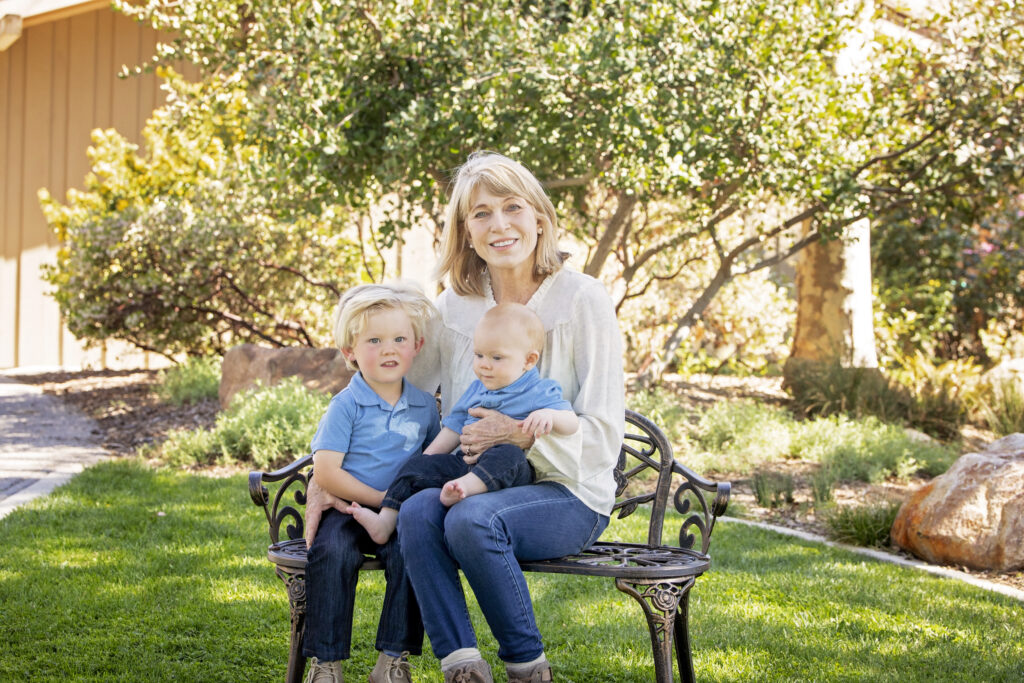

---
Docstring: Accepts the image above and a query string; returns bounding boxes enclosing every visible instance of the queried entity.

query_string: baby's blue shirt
[310,373,441,491]
[442,367,572,435]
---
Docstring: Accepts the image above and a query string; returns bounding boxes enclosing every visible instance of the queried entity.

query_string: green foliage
[785,357,976,440]
[888,351,982,438]
[786,360,907,423]
[689,400,956,482]
[694,400,794,469]
[809,468,834,506]
[39,70,364,357]
[822,501,903,548]
[116,0,1024,379]
[157,378,330,469]
[155,356,221,405]
[793,416,956,483]
[874,193,1024,364]
[751,470,795,509]
[625,385,693,451]
[973,378,1024,437]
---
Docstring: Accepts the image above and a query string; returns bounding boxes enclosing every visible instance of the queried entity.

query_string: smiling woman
[401,151,627,683]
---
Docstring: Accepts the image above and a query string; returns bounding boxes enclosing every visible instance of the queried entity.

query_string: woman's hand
[461,407,535,460]
[304,476,351,548]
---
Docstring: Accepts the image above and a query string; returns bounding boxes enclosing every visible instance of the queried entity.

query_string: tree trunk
[784,217,878,390]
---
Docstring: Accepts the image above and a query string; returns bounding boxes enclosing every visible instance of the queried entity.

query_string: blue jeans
[397,482,609,663]
[382,444,534,510]
[303,509,424,660]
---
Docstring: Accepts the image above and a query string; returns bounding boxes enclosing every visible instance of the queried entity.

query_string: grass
[2,460,1022,682]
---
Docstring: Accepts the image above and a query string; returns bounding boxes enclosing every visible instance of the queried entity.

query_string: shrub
[809,468,834,506]
[822,501,902,548]
[791,415,955,483]
[157,377,330,469]
[751,470,795,508]
[39,70,363,357]
[693,400,793,472]
[785,358,907,424]
[973,378,1024,436]
[155,356,221,405]
[687,400,957,482]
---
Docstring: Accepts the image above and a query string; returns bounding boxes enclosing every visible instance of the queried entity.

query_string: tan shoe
[506,661,552,683]
[368,651,411,683]
[305,657,344,683]
[442,657,493,683]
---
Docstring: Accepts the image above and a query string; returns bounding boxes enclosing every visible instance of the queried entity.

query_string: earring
[538,228,543,235]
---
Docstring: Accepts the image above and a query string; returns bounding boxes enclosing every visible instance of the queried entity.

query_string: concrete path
[0,373,111,520]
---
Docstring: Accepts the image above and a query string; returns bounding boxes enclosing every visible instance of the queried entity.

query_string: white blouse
[408,268,625,514]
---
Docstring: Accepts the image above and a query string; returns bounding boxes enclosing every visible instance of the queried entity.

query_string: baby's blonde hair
[332,281,437,370]
[478,303,546,355]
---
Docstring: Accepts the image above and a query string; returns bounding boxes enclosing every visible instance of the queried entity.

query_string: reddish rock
[891,434,1024,571]
[219,344,353,408]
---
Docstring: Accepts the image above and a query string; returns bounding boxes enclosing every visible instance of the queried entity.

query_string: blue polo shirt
[442,367,572,435]
[310,373,441,490]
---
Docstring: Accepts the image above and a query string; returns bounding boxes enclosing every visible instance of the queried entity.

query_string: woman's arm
[460,407,535,455]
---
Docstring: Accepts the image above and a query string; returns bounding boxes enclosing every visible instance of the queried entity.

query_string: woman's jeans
[303,508,423,661]
[382,443,534,510]
[398,482,609,663]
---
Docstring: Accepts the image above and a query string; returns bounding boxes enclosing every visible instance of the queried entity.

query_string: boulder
[891,434,1024,571]
[219,344,353,408]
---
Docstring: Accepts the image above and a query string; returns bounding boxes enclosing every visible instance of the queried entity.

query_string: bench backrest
[249,409,729,555]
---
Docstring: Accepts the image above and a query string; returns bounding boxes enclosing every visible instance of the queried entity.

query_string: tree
[106,0,1023,372]
[40,72,364,357]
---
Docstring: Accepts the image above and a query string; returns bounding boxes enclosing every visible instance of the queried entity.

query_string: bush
[973,378,1024,436]
[751,470,795,508]
[822,502,902,548]
[155,356,221,405]
[693,400,793,472]
[687,400,957,482]
[157,378,330,469]
[790,415,956,483]
[39,70,363,357]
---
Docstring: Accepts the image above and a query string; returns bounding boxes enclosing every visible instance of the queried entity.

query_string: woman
[401,151,625,683]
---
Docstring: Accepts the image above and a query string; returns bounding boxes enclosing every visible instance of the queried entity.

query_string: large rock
[219,344,353,408]
[891,434,1024,571]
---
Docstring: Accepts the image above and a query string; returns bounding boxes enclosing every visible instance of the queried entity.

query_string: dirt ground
[14,368,1023,594]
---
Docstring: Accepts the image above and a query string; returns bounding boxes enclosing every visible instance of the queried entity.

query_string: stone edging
[719,515,1024,603]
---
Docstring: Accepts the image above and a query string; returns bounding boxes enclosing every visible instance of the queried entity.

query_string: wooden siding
[1,7,198,369]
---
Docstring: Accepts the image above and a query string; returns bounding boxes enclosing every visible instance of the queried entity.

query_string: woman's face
[465,187,540,278]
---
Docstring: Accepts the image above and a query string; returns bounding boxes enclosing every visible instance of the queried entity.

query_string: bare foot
[440,480,466,507]
[347,501,396,544]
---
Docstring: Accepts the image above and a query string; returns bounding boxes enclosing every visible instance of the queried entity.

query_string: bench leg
[279,569,308,683]
[615,577,696,683]
[674,595,695,683]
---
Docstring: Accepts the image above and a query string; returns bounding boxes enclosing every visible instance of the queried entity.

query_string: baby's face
[471,324,535,391]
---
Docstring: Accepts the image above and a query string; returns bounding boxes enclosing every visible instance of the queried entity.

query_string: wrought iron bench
[248,409,731,683]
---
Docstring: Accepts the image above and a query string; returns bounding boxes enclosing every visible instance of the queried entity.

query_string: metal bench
[248,409,731,683]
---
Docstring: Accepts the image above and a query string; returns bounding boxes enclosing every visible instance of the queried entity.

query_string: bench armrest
[249,454,314,545]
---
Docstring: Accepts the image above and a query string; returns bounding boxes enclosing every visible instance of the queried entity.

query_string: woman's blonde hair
[332,281,437,370]
[436,151,564,296]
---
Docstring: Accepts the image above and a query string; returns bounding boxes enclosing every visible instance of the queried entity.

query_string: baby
[350,302,579,544]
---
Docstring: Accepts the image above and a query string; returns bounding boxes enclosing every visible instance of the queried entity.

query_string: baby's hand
[521,409,555,437]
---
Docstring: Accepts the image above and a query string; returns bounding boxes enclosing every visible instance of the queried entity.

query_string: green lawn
[1,460,1021,682]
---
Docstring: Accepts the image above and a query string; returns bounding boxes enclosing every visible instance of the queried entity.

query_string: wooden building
[1,0,197,369]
